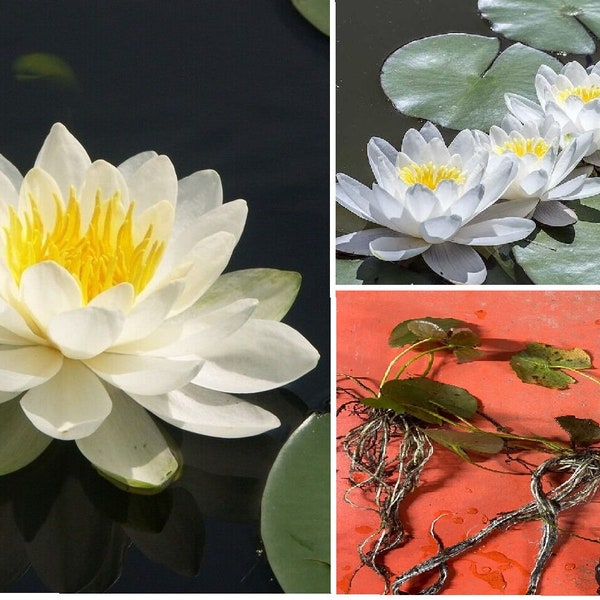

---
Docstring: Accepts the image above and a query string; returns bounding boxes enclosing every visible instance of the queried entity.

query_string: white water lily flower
[484,115,600,226]
[0,123,319,490]
[505,61,600,166]
[336,122,535,284]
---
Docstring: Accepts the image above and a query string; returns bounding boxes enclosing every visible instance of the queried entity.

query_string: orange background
[336,289,600,595]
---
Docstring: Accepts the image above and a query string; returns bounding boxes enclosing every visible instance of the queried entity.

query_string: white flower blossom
[336,122,535,284]
[0,123,319,489]
[505,61,600,166]
[483,115,600,226]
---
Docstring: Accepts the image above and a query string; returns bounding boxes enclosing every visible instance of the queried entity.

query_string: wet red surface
[336,290,600,595]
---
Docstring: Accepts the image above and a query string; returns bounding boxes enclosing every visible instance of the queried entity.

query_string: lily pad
[261,412,330,593]
[367,377,479,424]
[380,34,561,131]
[513,220,600,284]
[292,0,329,36]
[389,317,463,347]
[479,0,600,55]
[425,428,505,460]
[555,415,600,446]
[13,53,78,89]
[510,342,592,389]
[336,259,363,284]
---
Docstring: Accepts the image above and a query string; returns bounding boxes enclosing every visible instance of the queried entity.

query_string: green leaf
[380,34,561,131]
[510,342,592,389]
[425,429,505,459]
[555,415,600,446]
[336,257,442,285]
[388,317,463,347]
[377,378,479,421]
[407,320,447,340]
[336,259,363,284]
[13,53,78,89]
[453,347,486,364]
[449,327,481,348]
[479,0,600,55]
[513,220,600,284]
[0,398,53,475]
[292,0,330,35]
[261,413,330,593]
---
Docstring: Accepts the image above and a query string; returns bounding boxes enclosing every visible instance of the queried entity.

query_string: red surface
[336,290,600,595]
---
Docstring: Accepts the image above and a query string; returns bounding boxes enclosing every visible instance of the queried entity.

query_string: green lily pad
[555,415,600,446]
[336,259,363,284]
[380,34,561,131]
[510,342,592,389]
[13,53,78,89]
[261,413,330,593]
[389,317,463,347]
[513,220,600,284]
[425,428,505,460]
[366,377,479,424]
[292,0,329,35]
[479,0,600,55]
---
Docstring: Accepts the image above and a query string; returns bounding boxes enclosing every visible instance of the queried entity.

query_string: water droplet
[475,309,487,319]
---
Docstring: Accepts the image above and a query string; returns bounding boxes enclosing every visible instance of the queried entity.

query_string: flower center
[557,85,600,104]
[494,137,550,159]
[3,189,165,303]
[398,162,465,190]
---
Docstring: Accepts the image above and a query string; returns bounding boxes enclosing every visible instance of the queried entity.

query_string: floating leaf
[556,415,600,446]
[453,347,486,364]
[336,259,363,284]
[292,0,329,36]
[370,378,479,423]
[425,429,505,460]
[388,317,463,347]
[479,0,600,55]
[449,328,481,348]
[407,320,447,340]
[510,342,592,389]
[513,220,600,284]
[13,53,78,89]
[261,413,330,593]
[380,34,561,131]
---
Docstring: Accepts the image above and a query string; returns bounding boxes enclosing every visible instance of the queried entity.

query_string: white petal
[479,157,518,209]
[18,167,63,230]
[0,345,63,392]
[336,174,376,222]
[20,262,82,331]
[369,235,430,262]
[505,93,544,123]
[47,306,125,360]
[548,133,593,188]
[0,398,53,475]
[548,175,600,201]
[131,383,280,438]
[518,170,549,196]
[420,215,463,243]
[128,154,178,213]
[88,283,135,313]
[453,217,535,245]
[118,150,158,179]
[533,201,578,226]
[400,127,429,159]
[193,319,319,393]
[423,243,487,284]
[404,184,439,222]
[76,386,179,490]
[0,297,44,344]
[20,359,111,440]
[176,169,223,225]
[367,137,398,187]
[336,227,396,256]
[0,153,23,193]
[191,268,300,322]
[34,123,91,197]
[85,353,201,395]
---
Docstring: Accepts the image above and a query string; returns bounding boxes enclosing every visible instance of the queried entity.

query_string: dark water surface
[0,0,328,593]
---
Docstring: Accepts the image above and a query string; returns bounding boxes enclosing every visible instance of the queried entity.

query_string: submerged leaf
[479,0,600,55]
[380,34,561,131]
[13,53,78,89]
[388,317,463,347]
[510,342,592,389]
[556,415,600,446]
[425,428,505,459]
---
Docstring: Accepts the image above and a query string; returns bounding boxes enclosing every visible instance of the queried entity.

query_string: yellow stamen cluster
[398,162,465,190]
[3,189,165,303]
[557,85,600,104]
[495,137,550,159]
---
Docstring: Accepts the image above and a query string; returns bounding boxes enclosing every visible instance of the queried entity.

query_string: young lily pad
[555,415,600,446]
[425,428,505,461]
[479,0,600,55]
[380,34,561,131]
[261,412,330,593]
[336,259,363,284]
[510,342,592,389]
[292,0,329,36]
[388,317,463,347]
[368,377,479,424]
[513,221,600,284]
